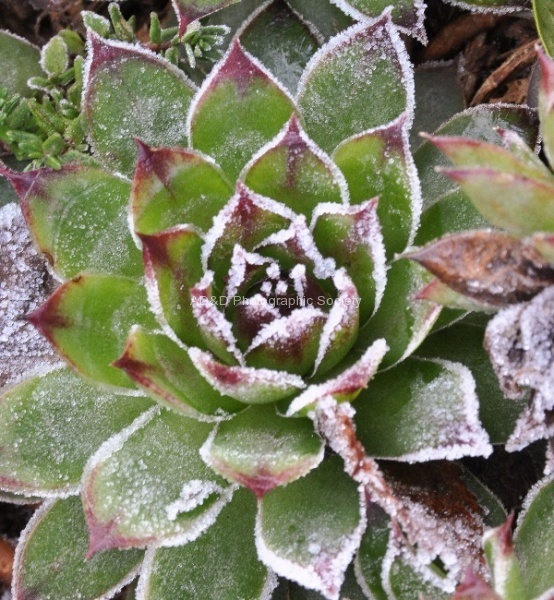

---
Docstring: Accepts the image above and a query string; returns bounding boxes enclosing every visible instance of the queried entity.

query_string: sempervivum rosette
[0,4,502,600]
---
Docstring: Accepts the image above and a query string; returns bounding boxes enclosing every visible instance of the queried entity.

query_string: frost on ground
[0,203,60,391]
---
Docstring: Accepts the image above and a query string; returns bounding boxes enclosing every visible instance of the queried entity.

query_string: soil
[0,0,545,597]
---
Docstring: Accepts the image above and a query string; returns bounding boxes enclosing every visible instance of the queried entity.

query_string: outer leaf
[539,47,554,168]
[297,12,413,153]
[312,199,386,323]
[385,552,451,600]
[114,327,243,417]
[408,231,554,307]
[284,0,354,41]
[200,405,324,497]
[256,456,366,600]
[354,357,493,461]
[0,203,59,391]
[3,165,141,279]
[188,39,296,179]
[171,0,241,32]
[140,226,205,348]
[242,116,348,219]
[83,33,195,176]
[0,30,42,96]
[13,497,143,600]
[137,489,275,600]
[131,141,232,236]
[239,1,320,93]
[443,0,528,11]
[83,408,231,553]
[416,323,527,444]
[0,367,153,496]
[355,259,441,367]
[415,105,539,207]
[535,1,554,59]
[515,477,554,598]
[332,113,420,257]
[329,0,426,42]
[28,274,157,391]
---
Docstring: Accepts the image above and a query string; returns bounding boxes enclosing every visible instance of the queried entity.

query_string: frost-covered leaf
[355,356,492,461]
[332,113,420,258]
[83,407,231,553]
[312,199,386,323]
[201,405,324,497]
[483,515,527,600]
[140,226,205,348]
[41,35,69,77]
[131,141,232,236]
[0,367,152,497]
[415,188,491,246]
[485,287,554,450]
[416,322,527,444]
[329,0,426,42]
[535,1,554,59]
[172,0,241,31]
[442,0,529,12]
[297,13,413,153]
[242,116,348,219]
[256,456,365,600]
[0,30,42,96]
[188,39,295,179]
[137,488,274,600]
[515,477,554,598]
[239,1,320,93]
[3,165,141,279]
[452,571,501,599]
[189,347,306,404]
[28,274,157,391]
[408,231,554,307]
[13,497,143,600]
[284,0,354,41]
[114,327,243,417]
[539,47,554,169]
[415,104,539,207]
[0,203,59,391]
[355,259,441,367]
[286,339,388,416]
[416,277,497,312]
[83,33,195,176]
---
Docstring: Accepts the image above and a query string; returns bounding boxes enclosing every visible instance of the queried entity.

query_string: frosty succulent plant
[1,1,553,599]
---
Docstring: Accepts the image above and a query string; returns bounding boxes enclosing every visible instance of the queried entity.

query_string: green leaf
[539,47,554,169]
[445,0,528,9]
[172,0,242,30]
[188,39,296,179]
[332,114,418,258]
[131,142,232,236]
[284,0,354,41]
[138,488,273,599]
[416,322,527,444]
[515,477,554,598]
[0,31,42,96]
[387,557,450,600]
[415,105,539,208]
[355,259,440,367]
[354,356,492,460]
[242,116,347,219]
[83,408,231,552]
[330,0,426,41]
[535,1,554,58]
[415,188,490,246]
[115,327,243,416]
[83,33,195,176]
[41,35,69,77]
[14,497,143,600]
[312,199,386,324]
[200,405,323,496]
[29,274,157,391]
[297,13,412,153]
[257,457,365,599]
[239,1,320,93]
[0,367,153,496]
[4,165,141,279]
[140,226,205,348]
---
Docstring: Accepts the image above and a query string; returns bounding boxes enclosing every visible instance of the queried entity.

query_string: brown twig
[471,38,538,106]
